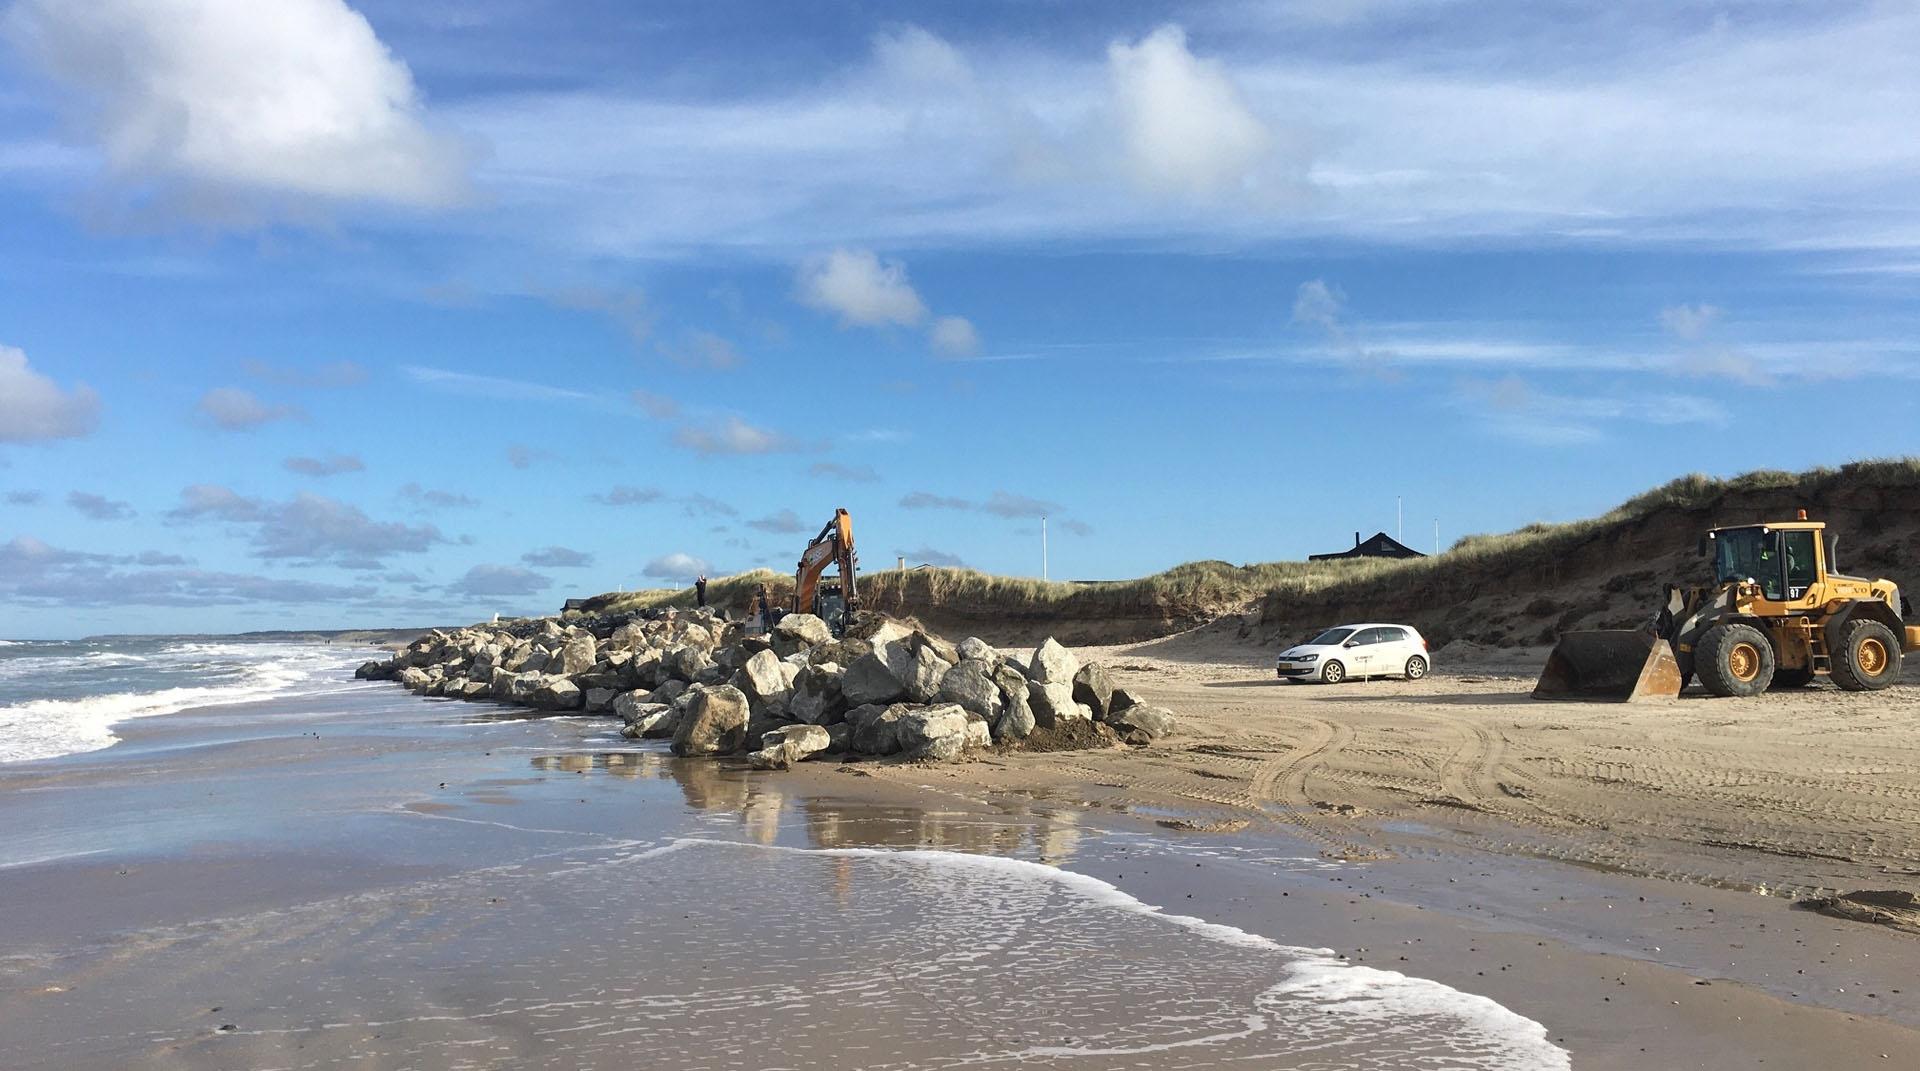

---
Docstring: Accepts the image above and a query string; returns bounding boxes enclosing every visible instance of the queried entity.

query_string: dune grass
[583,459,1920,622]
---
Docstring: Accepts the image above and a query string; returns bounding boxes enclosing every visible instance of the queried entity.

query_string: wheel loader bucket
[1533,630,1684,702]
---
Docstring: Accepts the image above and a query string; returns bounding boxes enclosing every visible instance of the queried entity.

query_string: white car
[1276,623,1431,684]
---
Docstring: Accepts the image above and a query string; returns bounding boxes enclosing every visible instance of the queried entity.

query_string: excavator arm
[793,509,858,628]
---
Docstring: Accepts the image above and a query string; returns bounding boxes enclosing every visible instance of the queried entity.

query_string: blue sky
[3,0,1919,637]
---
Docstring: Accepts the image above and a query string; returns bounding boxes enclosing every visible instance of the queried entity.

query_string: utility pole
[1434,518,1440,556]
[1042,516,1049,582]
[1397,496,1403,543]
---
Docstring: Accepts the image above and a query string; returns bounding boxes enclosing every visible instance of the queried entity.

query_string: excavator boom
[793,509,858,630]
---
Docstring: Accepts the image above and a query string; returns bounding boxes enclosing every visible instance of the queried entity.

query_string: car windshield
[1309,628,1356,646]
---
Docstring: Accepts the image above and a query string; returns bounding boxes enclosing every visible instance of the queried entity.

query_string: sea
[0,636,1571,1070]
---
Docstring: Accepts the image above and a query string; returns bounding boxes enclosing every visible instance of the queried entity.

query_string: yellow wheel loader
[1535,512,1920,701]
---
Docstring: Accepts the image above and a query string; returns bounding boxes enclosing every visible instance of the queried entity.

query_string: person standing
[695,574,708,608]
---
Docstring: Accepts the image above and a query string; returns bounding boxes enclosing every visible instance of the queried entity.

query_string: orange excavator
[793,508,859,634]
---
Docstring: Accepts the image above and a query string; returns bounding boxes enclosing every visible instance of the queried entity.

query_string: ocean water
[0,636,369,763]
[0,639,1572,1070]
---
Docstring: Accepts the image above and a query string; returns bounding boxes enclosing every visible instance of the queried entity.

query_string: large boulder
[846,703,904,756]
[747,724,832,770]
[1073,662,1116,720]
[904,645,952,704]
[355,660,390,681]
[583,687,620,713]
[396,667,430,692]
[489,666,516,699]
[1109,686,1146,713]
[848,615,913,648]
[789,664,847,725]
[738,649,793,714]
[957,637,1000,666]
[936,659,1003,721]
[506,671,544,704]
[649,678,690,705]
[662,644,712,683]
[992,664,1036,741]
[1028,637,1078,685]
[841,643,913,707]
[772,613,832,656]
[671,684,751,757]
[895,705,974,762]
[533,676,583,710]
[912,630,960,666]
[557,634,598,676]
[1109,704,1176,745]
[458,679,493,700]
[810,637,872,668]
[1026,680,1085,728]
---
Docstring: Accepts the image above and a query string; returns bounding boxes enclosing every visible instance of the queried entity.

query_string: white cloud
[631,390,680,418]
[1106,25,1273,197]
[1660,303,1723,341]
[659,329,743,370]
[643,552,710,580]
[796,248,928,327]
[672,415,801,456]
[929,315,981,358]
[4,0,470,221]
[450,564,551,597]
[1458,375,1729,445]
[746,509,805,534]
[196,387,301,430]
[0,344,99,443]
[897,545,967,569]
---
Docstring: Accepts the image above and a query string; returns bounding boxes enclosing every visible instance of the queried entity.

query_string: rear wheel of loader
[1697,623,1775,697]
[1832,619,1901,692]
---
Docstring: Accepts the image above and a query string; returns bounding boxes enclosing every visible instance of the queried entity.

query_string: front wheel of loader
[1831,619,1901,692]
[1697,623,1775,697]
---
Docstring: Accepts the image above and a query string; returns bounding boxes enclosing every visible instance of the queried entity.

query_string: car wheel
[1321,660,1346,684]
[1404,655,1428,680]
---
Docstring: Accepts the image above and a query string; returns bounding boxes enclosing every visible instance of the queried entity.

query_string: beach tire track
[1243,714,1384,861]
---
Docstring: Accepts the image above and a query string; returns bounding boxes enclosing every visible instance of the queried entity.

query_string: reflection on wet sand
[529,746,1088,863]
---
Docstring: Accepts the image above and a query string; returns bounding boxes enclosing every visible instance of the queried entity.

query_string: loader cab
[1705,522,1825,604]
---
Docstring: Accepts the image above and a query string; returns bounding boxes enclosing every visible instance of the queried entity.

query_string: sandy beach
[0,633,1916,1069]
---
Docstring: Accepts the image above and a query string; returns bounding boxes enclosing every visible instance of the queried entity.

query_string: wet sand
[2,659,1917,1069]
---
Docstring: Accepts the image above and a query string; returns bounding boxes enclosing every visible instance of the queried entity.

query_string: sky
[3,0,1919,638]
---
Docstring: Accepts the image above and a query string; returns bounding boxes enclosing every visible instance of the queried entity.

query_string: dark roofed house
[1309,531,1426,562]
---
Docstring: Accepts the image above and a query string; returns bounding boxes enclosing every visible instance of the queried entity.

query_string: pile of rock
[355,609,1177,769]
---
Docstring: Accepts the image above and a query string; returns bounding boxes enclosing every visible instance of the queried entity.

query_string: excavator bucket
[1533,630,1685,702]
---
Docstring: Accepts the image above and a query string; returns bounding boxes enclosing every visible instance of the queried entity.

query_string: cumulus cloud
[897,545,967,569]
[809,461,880,483]
[672,415,802,456]
[196,387,301,430]
[929,315,981,358]
[644,552,711,579]
[899,491,974,511]
[283,454,365,477]
[981,490,1060,519]
[242,359,367,388]
[631,390,681,419]
[1106,25,1273,196]
[746,509,805,534]
[1059,519,1095,537]
[0,345,100,443]
[679,494,738,519]
[399,482,478,510]
[167,485,443,566]
[3,0,470,223]
[521,546,593,568]
[67,491,133,521]
[0,535,371,607]
[659,329,743,371]
[5,491,44,505]
[796,248,928,327]
[592,485,663,506]
[450,564,552,597]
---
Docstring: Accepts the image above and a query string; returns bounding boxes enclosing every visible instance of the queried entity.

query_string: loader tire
[1831,619,1901,692]
[1697,623,1775,697]
[1769,667,1816,690]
